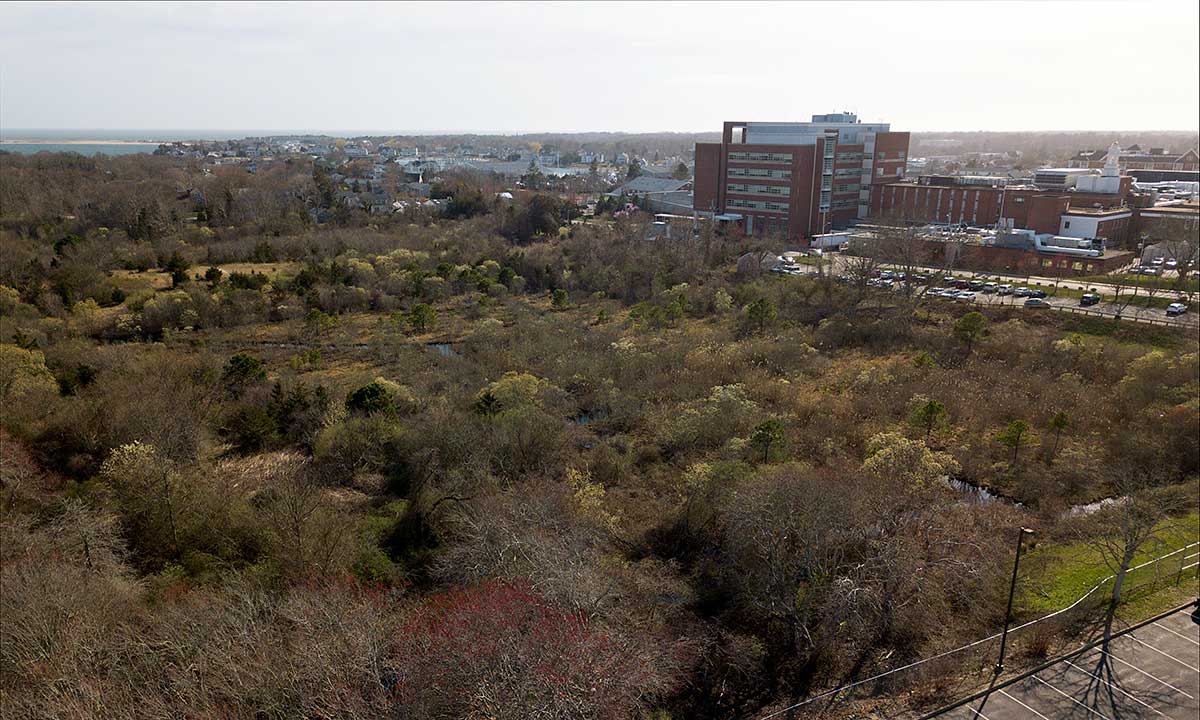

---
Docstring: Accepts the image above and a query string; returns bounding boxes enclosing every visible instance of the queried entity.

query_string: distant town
[141,116,1200,279]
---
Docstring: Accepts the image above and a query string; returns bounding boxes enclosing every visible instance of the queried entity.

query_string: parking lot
[776,264,1199,329]
[936,606,1200,720]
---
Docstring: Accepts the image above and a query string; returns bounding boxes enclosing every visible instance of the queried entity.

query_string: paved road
[796,254,1197,303]
[937,607,1200,720]
[778,265,1199,331]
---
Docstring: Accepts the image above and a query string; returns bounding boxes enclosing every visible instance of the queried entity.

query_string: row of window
[728,151,793,163]
[727,167,792,180]
[727,198,789,213]
[727,183,791,196]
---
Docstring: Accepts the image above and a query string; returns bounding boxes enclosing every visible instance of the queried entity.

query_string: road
[778,263,1199,331]
[935,606,1200,720]
[792,254,1198,304]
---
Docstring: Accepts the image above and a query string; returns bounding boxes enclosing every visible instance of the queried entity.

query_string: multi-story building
[1069,144,1199,173]
[693,113,909,241]
[869,143,1139,244]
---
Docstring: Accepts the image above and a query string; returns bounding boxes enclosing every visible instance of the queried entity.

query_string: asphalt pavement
[778,263,1198,331]
[936,606,1200,720]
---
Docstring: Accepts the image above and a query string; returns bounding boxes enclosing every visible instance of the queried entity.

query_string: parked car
[1014,287,1033,297]
[954,279,971,289]
[1166,302,1189,317]
[1024,297,1051,308]
[968,280,985,291]
[1027,289,1047,299]
[955,291,976,302]
[1151,257,1165,266]
[1166,259,1179,269]
[1079,293,1101,307]
[981,282,998,293]
[996,284,1014,295]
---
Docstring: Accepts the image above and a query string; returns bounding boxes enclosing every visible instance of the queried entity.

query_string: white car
[955,291,976,302]
[1166,303,1188,317]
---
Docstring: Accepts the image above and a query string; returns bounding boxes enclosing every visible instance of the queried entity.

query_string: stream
[947,477,1122,518]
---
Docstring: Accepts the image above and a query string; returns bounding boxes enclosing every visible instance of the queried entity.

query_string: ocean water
[2,143,160,156]
[1,128,295,156]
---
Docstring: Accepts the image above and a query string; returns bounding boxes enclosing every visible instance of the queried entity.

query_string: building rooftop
[1061,207,1132,216]
[610,176,691,195]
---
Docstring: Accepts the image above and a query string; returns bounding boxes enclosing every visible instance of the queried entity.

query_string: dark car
[1079,293,1101,307]
[968,280,985,291]
[1027,289,1047,299]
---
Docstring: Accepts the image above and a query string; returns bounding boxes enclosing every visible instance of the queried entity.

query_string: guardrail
[759,542,1200,719]
[1051,304,1197,329]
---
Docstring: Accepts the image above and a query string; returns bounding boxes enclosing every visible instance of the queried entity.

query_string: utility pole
[996,527,1035,674]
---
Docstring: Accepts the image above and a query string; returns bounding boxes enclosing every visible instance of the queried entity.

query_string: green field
[1022,512,1200,616]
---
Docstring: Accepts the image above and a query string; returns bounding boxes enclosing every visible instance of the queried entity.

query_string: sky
[1,0,1198,135]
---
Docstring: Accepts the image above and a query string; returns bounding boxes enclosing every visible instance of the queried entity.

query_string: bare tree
[1075,465,1188,612]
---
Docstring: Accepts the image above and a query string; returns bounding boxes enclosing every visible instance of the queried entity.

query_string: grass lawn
[1075,272,1199,295]
[1021,511,1199,616]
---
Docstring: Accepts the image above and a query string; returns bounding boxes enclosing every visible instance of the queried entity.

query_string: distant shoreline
[1,139,161,145]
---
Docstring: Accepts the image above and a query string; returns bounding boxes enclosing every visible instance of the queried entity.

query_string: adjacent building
[1069,144,1199,173]
[693,113,910,242]
[869,143,1137,245]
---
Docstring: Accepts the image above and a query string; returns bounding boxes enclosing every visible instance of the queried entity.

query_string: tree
[953,311,988,353]
[165,251,190,288]
[997,419,1034,470]
[345,380,396,416]
[0,345,57,402]
[1155,220,1200,290]
[1048,411,1070,459]
[551,288,569,309]
[390,579,682,718]
[672,162,690,180]
[626,161,642,180]
[407,303,436,333]
[473,390,502,417]
[909,397,948,443]
[204,266,223,286]
[1076,467,1189,612]
[744,297,777,334]
[863,431,959,490]
[221,353,267,397]
[749,419,784,463]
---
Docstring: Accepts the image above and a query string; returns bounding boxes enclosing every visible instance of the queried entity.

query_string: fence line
[759,541,1200,719]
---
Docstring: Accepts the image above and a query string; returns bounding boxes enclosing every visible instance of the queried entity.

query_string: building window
[1063,221,1070,228]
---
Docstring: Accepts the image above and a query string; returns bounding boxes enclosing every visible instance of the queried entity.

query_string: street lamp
[996,527,1035,674]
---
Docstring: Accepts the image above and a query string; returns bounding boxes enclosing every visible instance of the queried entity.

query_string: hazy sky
[2,1,1197,134]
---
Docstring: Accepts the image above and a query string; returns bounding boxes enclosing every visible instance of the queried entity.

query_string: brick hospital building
[693,113,909,242]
